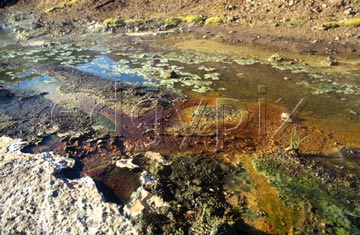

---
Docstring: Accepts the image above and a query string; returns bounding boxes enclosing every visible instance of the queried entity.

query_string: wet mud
[0,85,92,142]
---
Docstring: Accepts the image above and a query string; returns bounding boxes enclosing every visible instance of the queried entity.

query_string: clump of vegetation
[124,18,143,24]
[181,15,203,24]
[123,18,145,27]
[103,18,124,27]
[165,17,182,25]
[44,0,80,14]
[340,17,360,27]
[289,127,300,150]
[323,17,360,29]
[205,16,224,25]
[323,21,340,29]
[283,18,306,27]
[254,154,360,235]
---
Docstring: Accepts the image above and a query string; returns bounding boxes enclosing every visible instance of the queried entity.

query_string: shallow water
[1,28,360,234]
[1,32,359,151]
[75,55,150,84]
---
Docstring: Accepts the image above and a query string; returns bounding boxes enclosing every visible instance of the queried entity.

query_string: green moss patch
[103,18,125,27]
[165,17,182,25]
[323,17,360,29]
[254,154,360,234]
[205,16,224,25]
[283,19,306,27]
[181,15,203,24]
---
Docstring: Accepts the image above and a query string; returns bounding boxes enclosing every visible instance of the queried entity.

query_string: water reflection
[75,55,149,84]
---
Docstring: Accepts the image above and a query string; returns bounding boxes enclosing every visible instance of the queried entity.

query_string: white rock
[140,171,156,185]
[281,112,293,123]
[0,136,137,235]
[115,159,139,169]
[144,151,168,165]
[123,186,168,218]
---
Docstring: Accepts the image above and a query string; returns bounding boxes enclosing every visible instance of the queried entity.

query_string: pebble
[344,8,353,15]
[281,112,293,123]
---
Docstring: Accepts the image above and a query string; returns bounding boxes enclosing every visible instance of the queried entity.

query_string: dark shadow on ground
[0,0,18,8]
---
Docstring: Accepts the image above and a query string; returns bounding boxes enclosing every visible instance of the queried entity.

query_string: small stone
[256,210,267,217]
[225,5,236,10]
[267,53,283,63]
[321,56,338,66]
[344,8,354,15]
[115,159,139,169]
[311,39,318,44]
[283,76,289,81]
[160,70,178,79]
[228,15,239,22]
[349,109,358,115]
[281,112,292,123]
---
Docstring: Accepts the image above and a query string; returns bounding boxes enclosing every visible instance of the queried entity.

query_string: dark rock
[0,0,18,8]
[160,69,178,79]
[31,22,43,30]
[0,87,13,98]
[228,15,239,23]
[64,145,76,152]
[163,24,176,30]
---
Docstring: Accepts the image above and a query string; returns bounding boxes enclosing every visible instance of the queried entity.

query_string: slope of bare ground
[20,0,360,24]
[3,0,359,59]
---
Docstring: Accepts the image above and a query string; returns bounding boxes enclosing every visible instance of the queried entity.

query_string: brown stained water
[1,32,360,234]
